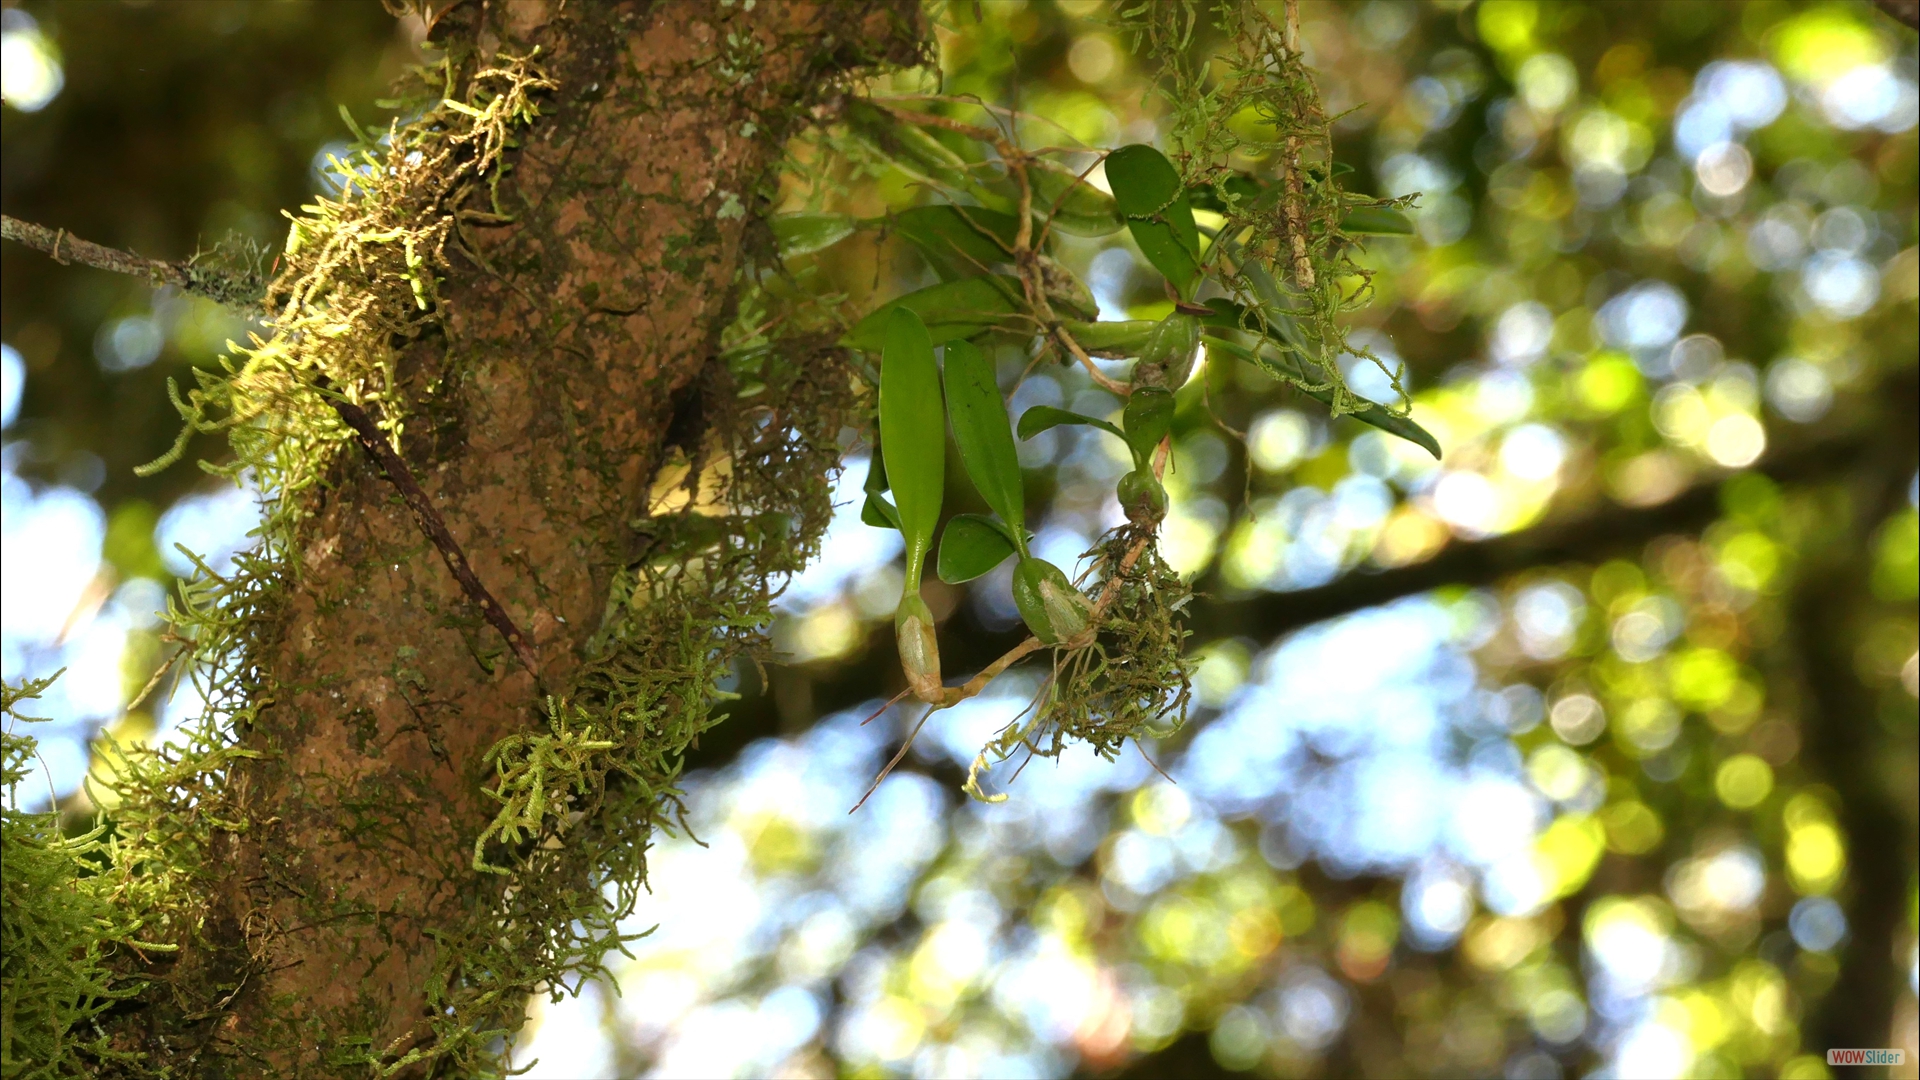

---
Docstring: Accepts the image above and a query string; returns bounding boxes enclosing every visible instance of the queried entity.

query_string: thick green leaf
[1038,254,1100,322]
[1118,468,1168,523]
[892,205,1020,280]
[1229,256,1318,357]
[1106,144,1203,298]
[1028,160,1125,236]
[1209,244,1433,454]
[1122,387,1175,469]
[1231,244,1299,316]
[937,513,1020,584]
[1016,404,1123,442]
[846,100,1003,208]
[895,592,942,700]
[862,451,902,530]
[1200,295,1313,356]
[771,212,857,257]
[942,339,1028,541]
[845,275,1026,352]
[1334,394,1441,460]
[1135,311,1202,388]
[1197,297,1250,332]
[1341,206,1416,235]
[880,309,947,587]
[1201,333,1442,459]
[862,492,903,530]
[1061,319,1157,355]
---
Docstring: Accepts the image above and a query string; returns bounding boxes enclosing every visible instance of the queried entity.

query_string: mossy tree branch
[4,2,928,1074]
[1195,375,1913,640]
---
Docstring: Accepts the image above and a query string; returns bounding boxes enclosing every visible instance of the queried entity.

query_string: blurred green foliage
[2,1,1915,1078]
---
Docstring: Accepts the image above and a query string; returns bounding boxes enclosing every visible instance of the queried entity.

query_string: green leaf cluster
[870,310,1095,665]
[830,55,1438,764]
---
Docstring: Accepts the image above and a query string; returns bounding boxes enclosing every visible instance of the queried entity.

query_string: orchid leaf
[846,275,1025,352]
[937,513,1022,584]
[1105,144,1202,298]
[1016,404,1123,442]
[942,339,1028,541]
[1201,333,1441,459]
[771,212,858,257]
[880,309,947,587]
[892,205,1020,280]
[1340,206,1416,235]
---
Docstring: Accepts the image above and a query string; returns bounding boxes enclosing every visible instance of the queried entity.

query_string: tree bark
[1870,0,1920,31]
[1793,383,1919,1062]
[127,2,922,1072]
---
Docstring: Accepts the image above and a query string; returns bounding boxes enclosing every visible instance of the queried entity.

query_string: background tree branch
[1198,366,1914,641]
[1870,0,1920,31]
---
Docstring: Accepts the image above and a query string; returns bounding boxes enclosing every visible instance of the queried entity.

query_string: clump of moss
[449,338,855,1072]
[964,526,1194,800]
[1,676,143,1079]
[57,50,567,1075]
[1043,526,1194,757]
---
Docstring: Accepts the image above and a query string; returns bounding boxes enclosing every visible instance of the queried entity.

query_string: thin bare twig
[319,380,542,679]
[2,214,189,289]
[849,703,938,813]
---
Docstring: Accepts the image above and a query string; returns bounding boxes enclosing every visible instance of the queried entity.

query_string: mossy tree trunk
[113,2,920,1073]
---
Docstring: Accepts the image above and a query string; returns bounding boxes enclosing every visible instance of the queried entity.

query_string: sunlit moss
[0,676,144,1077]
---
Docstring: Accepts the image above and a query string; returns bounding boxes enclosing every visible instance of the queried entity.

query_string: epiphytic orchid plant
[775,4,1440,802]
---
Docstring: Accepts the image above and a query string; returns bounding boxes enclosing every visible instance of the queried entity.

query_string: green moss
[1,677,147,1079]
[35,37,870,1075]
[1116,0,1415,419]
[963,526,1195,801]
